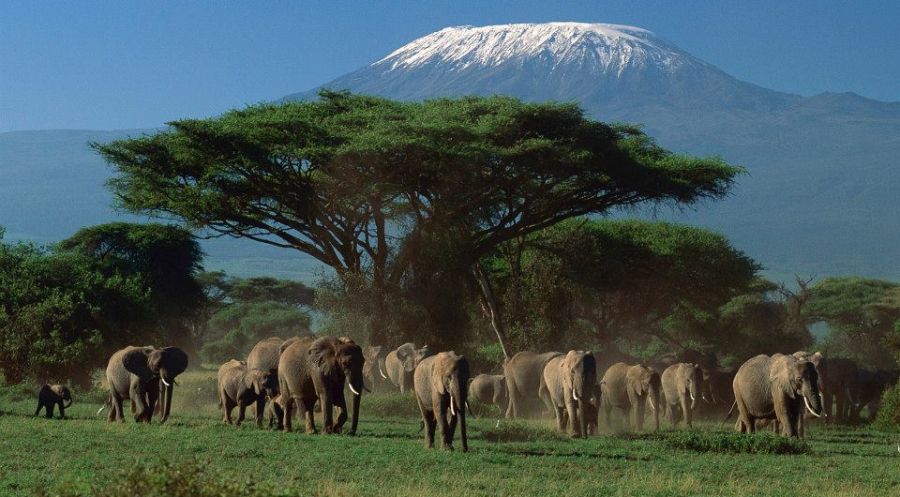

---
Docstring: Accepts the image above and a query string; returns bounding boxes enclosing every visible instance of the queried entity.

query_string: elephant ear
[771,357,799,399]
[160,347,189,377]
[122,347,154,379]
[308,337,337,375]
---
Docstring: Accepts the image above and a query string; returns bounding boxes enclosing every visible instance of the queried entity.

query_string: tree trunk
[472,262,511,361]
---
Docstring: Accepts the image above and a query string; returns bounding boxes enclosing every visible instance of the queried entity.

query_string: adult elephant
[661,363,703,428]
[247,337,287,374]
[278,336,365,434]
[600,363,661,432]
[385,343,431,393]
[540,351,596,437]
[852,369,899,421]
[414,351,470,452]
[820,357,861,422]
[105,345,188,423]
[217,359,278,427]
[362,345,390,393]
[468,374,508,415]
[503,351,562,419]
[731,353,823,437]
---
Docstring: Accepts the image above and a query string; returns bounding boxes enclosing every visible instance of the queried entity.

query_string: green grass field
[2,371,897,497]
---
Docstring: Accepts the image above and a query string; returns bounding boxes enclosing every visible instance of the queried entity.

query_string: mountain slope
[285,22,900,279]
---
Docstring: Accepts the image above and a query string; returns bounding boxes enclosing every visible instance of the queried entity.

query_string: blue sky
[2,0,898,132]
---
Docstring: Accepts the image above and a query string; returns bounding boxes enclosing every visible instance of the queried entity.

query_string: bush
[658,431,811,455]
[873,382,900,431]
[40,459,275,497]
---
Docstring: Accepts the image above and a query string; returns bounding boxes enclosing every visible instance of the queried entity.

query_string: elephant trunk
[160,381,174,423]
[349,371,363,434]
[578,398,587,438]
[452,381,468,452]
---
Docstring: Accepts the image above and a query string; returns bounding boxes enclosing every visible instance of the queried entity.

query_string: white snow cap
[375,22,688,75]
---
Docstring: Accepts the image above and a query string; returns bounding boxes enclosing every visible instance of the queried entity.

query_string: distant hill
[3,22,899,281]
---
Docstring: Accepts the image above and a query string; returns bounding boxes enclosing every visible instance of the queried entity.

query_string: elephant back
[248,337,286,373]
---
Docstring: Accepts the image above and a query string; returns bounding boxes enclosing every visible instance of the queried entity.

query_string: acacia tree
[94,91,741,358]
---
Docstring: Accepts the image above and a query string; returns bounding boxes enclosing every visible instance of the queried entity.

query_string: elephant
[583,384,603,435]
[661,363,703,428]
[503,351,562,419]
[105,345,188,423]
[852,368,899,421]
[468,374,508,415]
[540,351,597,437]
[266,394,285,430]
[385,343,432,393]
[731,353,824,437]
[278,336,365,434]
[247,337,287,374]
[600,363,661,432]
[217,359,278,427]
[413,351,470,451]
[818,356,861,422]
[35,384,72,419]
[702,366,737,418]
[363,345,391,393]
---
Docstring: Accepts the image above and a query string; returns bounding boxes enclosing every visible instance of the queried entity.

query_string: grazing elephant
[661,363,703,428]
[540,351,597,437]
[468,374,508,414]
[385,343,432,393]
[105,345,188,423]
[600,363,661,432]
[278,336,365,434]
[731,354,824,437]
[363,345,391,393]
[35,384,72,419]
[414,351,470,451]
[503,351,562,419]
[217,359,278,427]
[266,394,285,430]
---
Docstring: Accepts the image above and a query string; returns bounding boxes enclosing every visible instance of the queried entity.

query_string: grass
[2,371,898,497]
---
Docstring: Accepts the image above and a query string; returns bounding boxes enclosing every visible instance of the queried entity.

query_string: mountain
[285,22,900,280]
[3,22,899,281]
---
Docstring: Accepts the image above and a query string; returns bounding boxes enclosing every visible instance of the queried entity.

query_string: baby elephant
[35,384,73,419]
[266,394,285,430]
[217,359,278,427]
[468,374,508,415]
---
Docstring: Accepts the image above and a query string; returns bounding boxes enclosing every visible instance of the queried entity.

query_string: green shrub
[39,459,275,497]
[873,382,900,431]
[660,431,811,455]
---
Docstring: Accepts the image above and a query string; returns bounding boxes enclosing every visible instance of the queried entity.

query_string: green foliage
[654,431,812,455]
[480,421,563,443]
[806,277,900,367]
[873,382,900,430]
[199,301,311,364]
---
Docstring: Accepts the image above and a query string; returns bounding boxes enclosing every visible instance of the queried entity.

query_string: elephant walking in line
[540,351,597,438]
[503,351,562,419]
[820,356,861,422]
[385,343,432,393]
[363,345,391,393]
[731,353,823,437]
[278,336,365,434]
[661,363,703,428]
[414,351,470,452]
[600,363,661,432]
[35,384,72,419]
[105,346,188,423]
[468,374,508,415]
[217,359,278,427]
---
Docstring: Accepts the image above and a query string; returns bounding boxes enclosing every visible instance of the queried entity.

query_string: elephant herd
[33,339,894,448]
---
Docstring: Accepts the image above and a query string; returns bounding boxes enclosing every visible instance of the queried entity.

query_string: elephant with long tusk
[105,345,188,423]
[731,353,824,437]
[414,351,470,452]
[540,351,597,438]
[362,345,391,393]
[661,363,703,428]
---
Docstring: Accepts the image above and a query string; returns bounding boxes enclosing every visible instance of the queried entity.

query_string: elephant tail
[720,401,737,426]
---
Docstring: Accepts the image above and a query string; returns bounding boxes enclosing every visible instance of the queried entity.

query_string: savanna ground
[1,371,897,497]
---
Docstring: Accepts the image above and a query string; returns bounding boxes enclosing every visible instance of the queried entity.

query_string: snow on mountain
[373,23,696,76]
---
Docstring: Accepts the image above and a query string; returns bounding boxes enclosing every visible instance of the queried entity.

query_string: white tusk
[648,396,656,412]
[161,378,171,387]
[379,365,388,379]
[348,383,360,396]
[96,406,105,415]
[803,395,821,418]
[573,390,579,402]
[690,393,696,401]
[450,396,457,416]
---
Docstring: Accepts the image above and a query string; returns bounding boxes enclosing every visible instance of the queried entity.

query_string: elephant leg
[553,405,565,432]
[681,396,692,428]
[44,402,54,419]
[564,399,580,437]
[236,401,247,426]
[435,395,452,449]
[447,411,458,446]
[224,399,236,425]
[303,399,318,434]
[603,403,613,431]
[282,396,294,433]
[58,401,66,419]
[113,396,125,422]
[255,397,265,428]
[333,397,348,434]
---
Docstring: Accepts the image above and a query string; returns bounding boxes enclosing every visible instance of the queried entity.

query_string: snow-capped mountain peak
[373,22,695,76]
